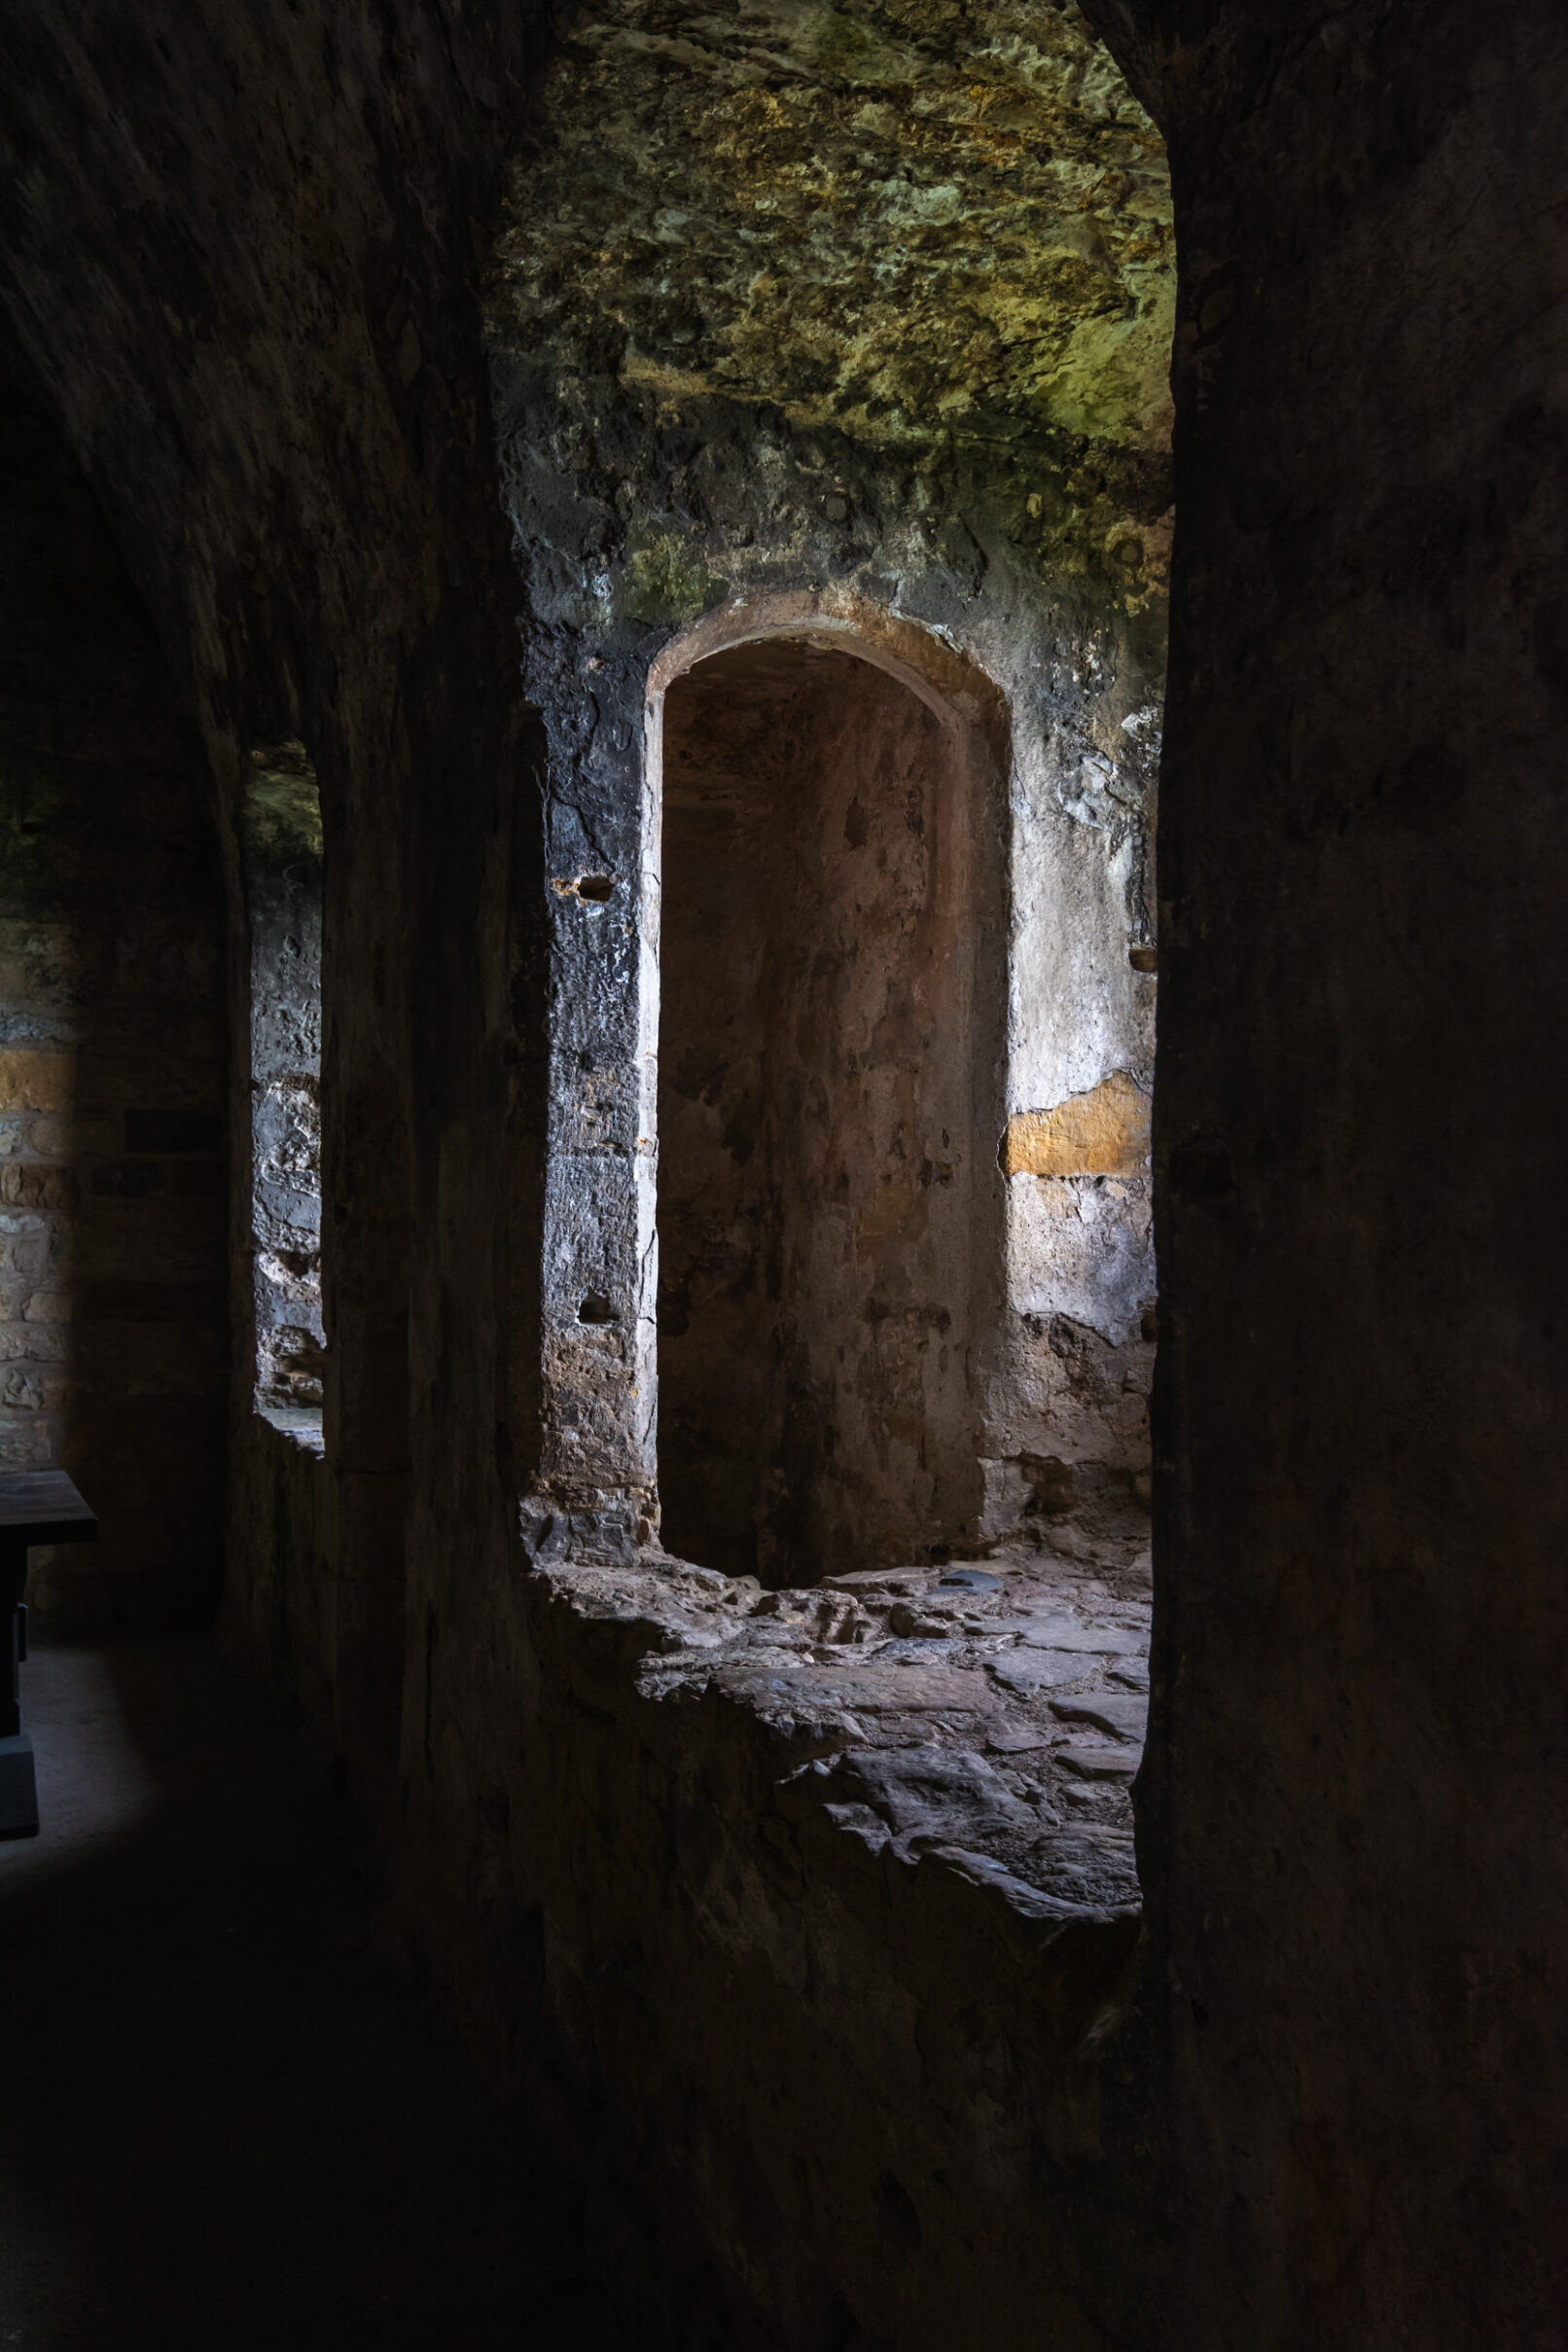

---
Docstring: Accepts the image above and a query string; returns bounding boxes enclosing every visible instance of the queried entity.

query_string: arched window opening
[657,635,1005,1586]
[241,740,324,1423]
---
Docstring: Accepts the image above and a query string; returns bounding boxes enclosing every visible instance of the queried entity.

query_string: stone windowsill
[256,1401,325,1458]
[525,1507,1152,1928]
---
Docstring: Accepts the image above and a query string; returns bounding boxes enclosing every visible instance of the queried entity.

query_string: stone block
[0,1049,74,1113]
[0,1328,68,1362]
[27,1112,118,1157]
[1002,1071,1151,1178]
[1056,1742,1137,1782]
[0,1413,51,1467]
[1,1162,76,1208]
[1017,1618,1147,1655]
[1050,1690,1148,1742]
[987,1649,1091,1696]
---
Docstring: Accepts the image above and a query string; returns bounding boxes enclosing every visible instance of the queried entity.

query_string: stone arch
[642,593,1011,1583]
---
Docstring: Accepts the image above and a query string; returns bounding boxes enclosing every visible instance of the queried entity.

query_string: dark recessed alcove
[657,637,999,1585]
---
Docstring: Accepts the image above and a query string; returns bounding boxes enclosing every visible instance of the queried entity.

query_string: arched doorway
[652,617,1007,1585]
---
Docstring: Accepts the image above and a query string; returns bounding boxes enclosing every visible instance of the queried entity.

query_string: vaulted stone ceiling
[492,0,1172,605]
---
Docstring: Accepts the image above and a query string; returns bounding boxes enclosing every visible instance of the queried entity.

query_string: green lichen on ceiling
[492,0,1172,493]
[243,741,323,872]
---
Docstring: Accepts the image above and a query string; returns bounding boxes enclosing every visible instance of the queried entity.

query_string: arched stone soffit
[647,591,1011,771]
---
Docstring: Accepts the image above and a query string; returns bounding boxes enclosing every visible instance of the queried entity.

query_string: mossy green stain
[491,0,1173,612]
[621,536,727,626]
[243,740,323,873]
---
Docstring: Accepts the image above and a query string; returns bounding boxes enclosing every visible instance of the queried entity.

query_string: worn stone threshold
[529,1506,1151,1927]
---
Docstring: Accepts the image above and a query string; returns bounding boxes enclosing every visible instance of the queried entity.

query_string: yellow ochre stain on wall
[0,1049,75,1112]
[1002,1070,1150,1179]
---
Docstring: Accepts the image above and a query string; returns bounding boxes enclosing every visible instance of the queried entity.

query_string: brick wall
[0,343,228,1628]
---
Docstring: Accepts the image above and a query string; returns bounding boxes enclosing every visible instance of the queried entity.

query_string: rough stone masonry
[1,4,1565,2350]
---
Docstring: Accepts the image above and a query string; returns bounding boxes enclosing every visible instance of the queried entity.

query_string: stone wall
[500,451,1162,1538]
[0,335,228,1630]
[242,740,324,1413]
[493,0,1170,1532]
[4,5,1566,2350]
[1141,9,1568,2341]
[503,1533,1156,2352]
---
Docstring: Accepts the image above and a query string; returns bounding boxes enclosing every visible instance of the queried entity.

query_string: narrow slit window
[242,741,324,1416]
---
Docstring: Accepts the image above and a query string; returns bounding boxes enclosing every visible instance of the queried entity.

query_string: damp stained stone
[491,0,1175,612]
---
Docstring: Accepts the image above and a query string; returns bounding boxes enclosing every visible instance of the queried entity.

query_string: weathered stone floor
[539,1501,1152,1924]
[0,1637,629,2351]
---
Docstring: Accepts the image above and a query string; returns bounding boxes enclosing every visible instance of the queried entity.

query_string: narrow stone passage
[0,1639,628,2351]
